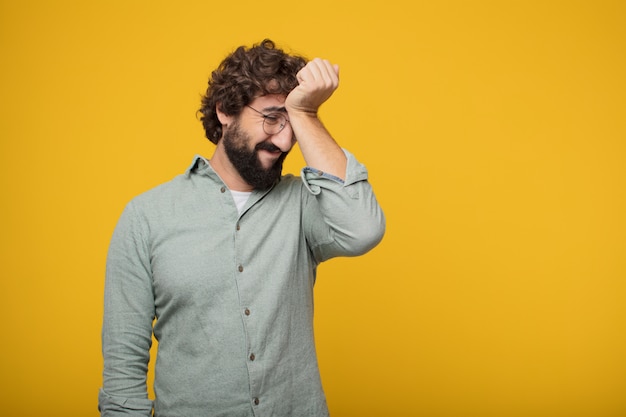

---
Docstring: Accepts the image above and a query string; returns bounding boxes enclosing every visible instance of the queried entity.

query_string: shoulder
[120,172,204,227]
[270,173,307,197]
[277,173,301,187]
[131,174,188,207]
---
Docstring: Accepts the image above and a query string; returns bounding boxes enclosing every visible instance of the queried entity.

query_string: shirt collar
[185,155,212,177]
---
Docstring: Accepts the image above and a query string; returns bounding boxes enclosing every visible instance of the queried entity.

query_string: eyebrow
[261,106,287,113]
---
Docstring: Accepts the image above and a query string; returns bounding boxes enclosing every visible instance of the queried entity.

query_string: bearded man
[99,39,385,417]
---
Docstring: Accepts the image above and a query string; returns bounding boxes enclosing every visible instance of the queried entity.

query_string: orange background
[1,1,625,416]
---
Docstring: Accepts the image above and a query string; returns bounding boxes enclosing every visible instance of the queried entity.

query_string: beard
[222,120,288,190]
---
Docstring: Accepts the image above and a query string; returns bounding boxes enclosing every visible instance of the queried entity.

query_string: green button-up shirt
[99,149,385,416]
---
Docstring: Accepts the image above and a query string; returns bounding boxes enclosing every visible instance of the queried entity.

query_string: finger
[321,59,339,86]
[304,58,323,83]
[315,59,338,92]
[296,62,315,85]
[308,58,338,87]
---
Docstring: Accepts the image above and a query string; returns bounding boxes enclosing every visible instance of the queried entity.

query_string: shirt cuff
[300,149,369,195]
[98,388,153,416]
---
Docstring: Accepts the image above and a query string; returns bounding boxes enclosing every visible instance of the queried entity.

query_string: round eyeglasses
[246,105,290,135]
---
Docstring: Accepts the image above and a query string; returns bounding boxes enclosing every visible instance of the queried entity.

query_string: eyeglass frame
[246,105,291,135]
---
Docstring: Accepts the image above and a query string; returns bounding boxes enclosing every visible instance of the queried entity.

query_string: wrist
[288,109,320,123]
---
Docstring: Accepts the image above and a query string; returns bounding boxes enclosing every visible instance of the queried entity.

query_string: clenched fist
[285,58,340,115]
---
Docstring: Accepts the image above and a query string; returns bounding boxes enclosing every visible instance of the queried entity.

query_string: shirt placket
[233,214,263,415]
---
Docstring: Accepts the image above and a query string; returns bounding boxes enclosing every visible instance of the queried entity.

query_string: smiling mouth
[256,142,282,154]
[257,149,282,166]
[256,143,283,157]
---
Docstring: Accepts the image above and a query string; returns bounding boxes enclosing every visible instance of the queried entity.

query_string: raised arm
[285,58,347,179]
[288,59,385,261]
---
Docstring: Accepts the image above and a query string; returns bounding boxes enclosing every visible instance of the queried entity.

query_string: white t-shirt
[230,189,252,214]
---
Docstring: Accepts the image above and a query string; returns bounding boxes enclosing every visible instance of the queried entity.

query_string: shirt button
[236,224,240,231]
[253,398,260,405]
[238,265,244,272]
[220,186,226,193]
[249,353,255,361]
[244,308,250,316]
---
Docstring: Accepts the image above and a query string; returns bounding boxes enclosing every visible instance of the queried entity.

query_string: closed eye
[264,114,285,125]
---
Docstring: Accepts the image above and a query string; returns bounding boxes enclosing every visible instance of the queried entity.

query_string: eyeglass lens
[263,114,287,134]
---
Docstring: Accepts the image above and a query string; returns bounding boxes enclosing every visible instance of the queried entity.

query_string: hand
[285,58,339,115]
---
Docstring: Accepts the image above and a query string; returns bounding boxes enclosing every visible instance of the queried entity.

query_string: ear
[215,103,234,126]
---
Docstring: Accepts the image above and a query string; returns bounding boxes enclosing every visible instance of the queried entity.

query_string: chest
[147,190,313,314]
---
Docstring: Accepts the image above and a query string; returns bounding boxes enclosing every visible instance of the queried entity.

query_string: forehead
[249,94,287,111]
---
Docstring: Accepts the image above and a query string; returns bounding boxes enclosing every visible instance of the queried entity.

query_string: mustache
[255,142,283,153]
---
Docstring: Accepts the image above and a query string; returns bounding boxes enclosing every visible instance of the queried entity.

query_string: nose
[269,124,295,153]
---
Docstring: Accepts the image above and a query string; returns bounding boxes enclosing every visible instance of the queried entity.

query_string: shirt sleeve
[99,201,155,416]
[301,149,386,263]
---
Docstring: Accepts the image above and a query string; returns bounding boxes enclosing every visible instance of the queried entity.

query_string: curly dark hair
[199,39,307,144]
